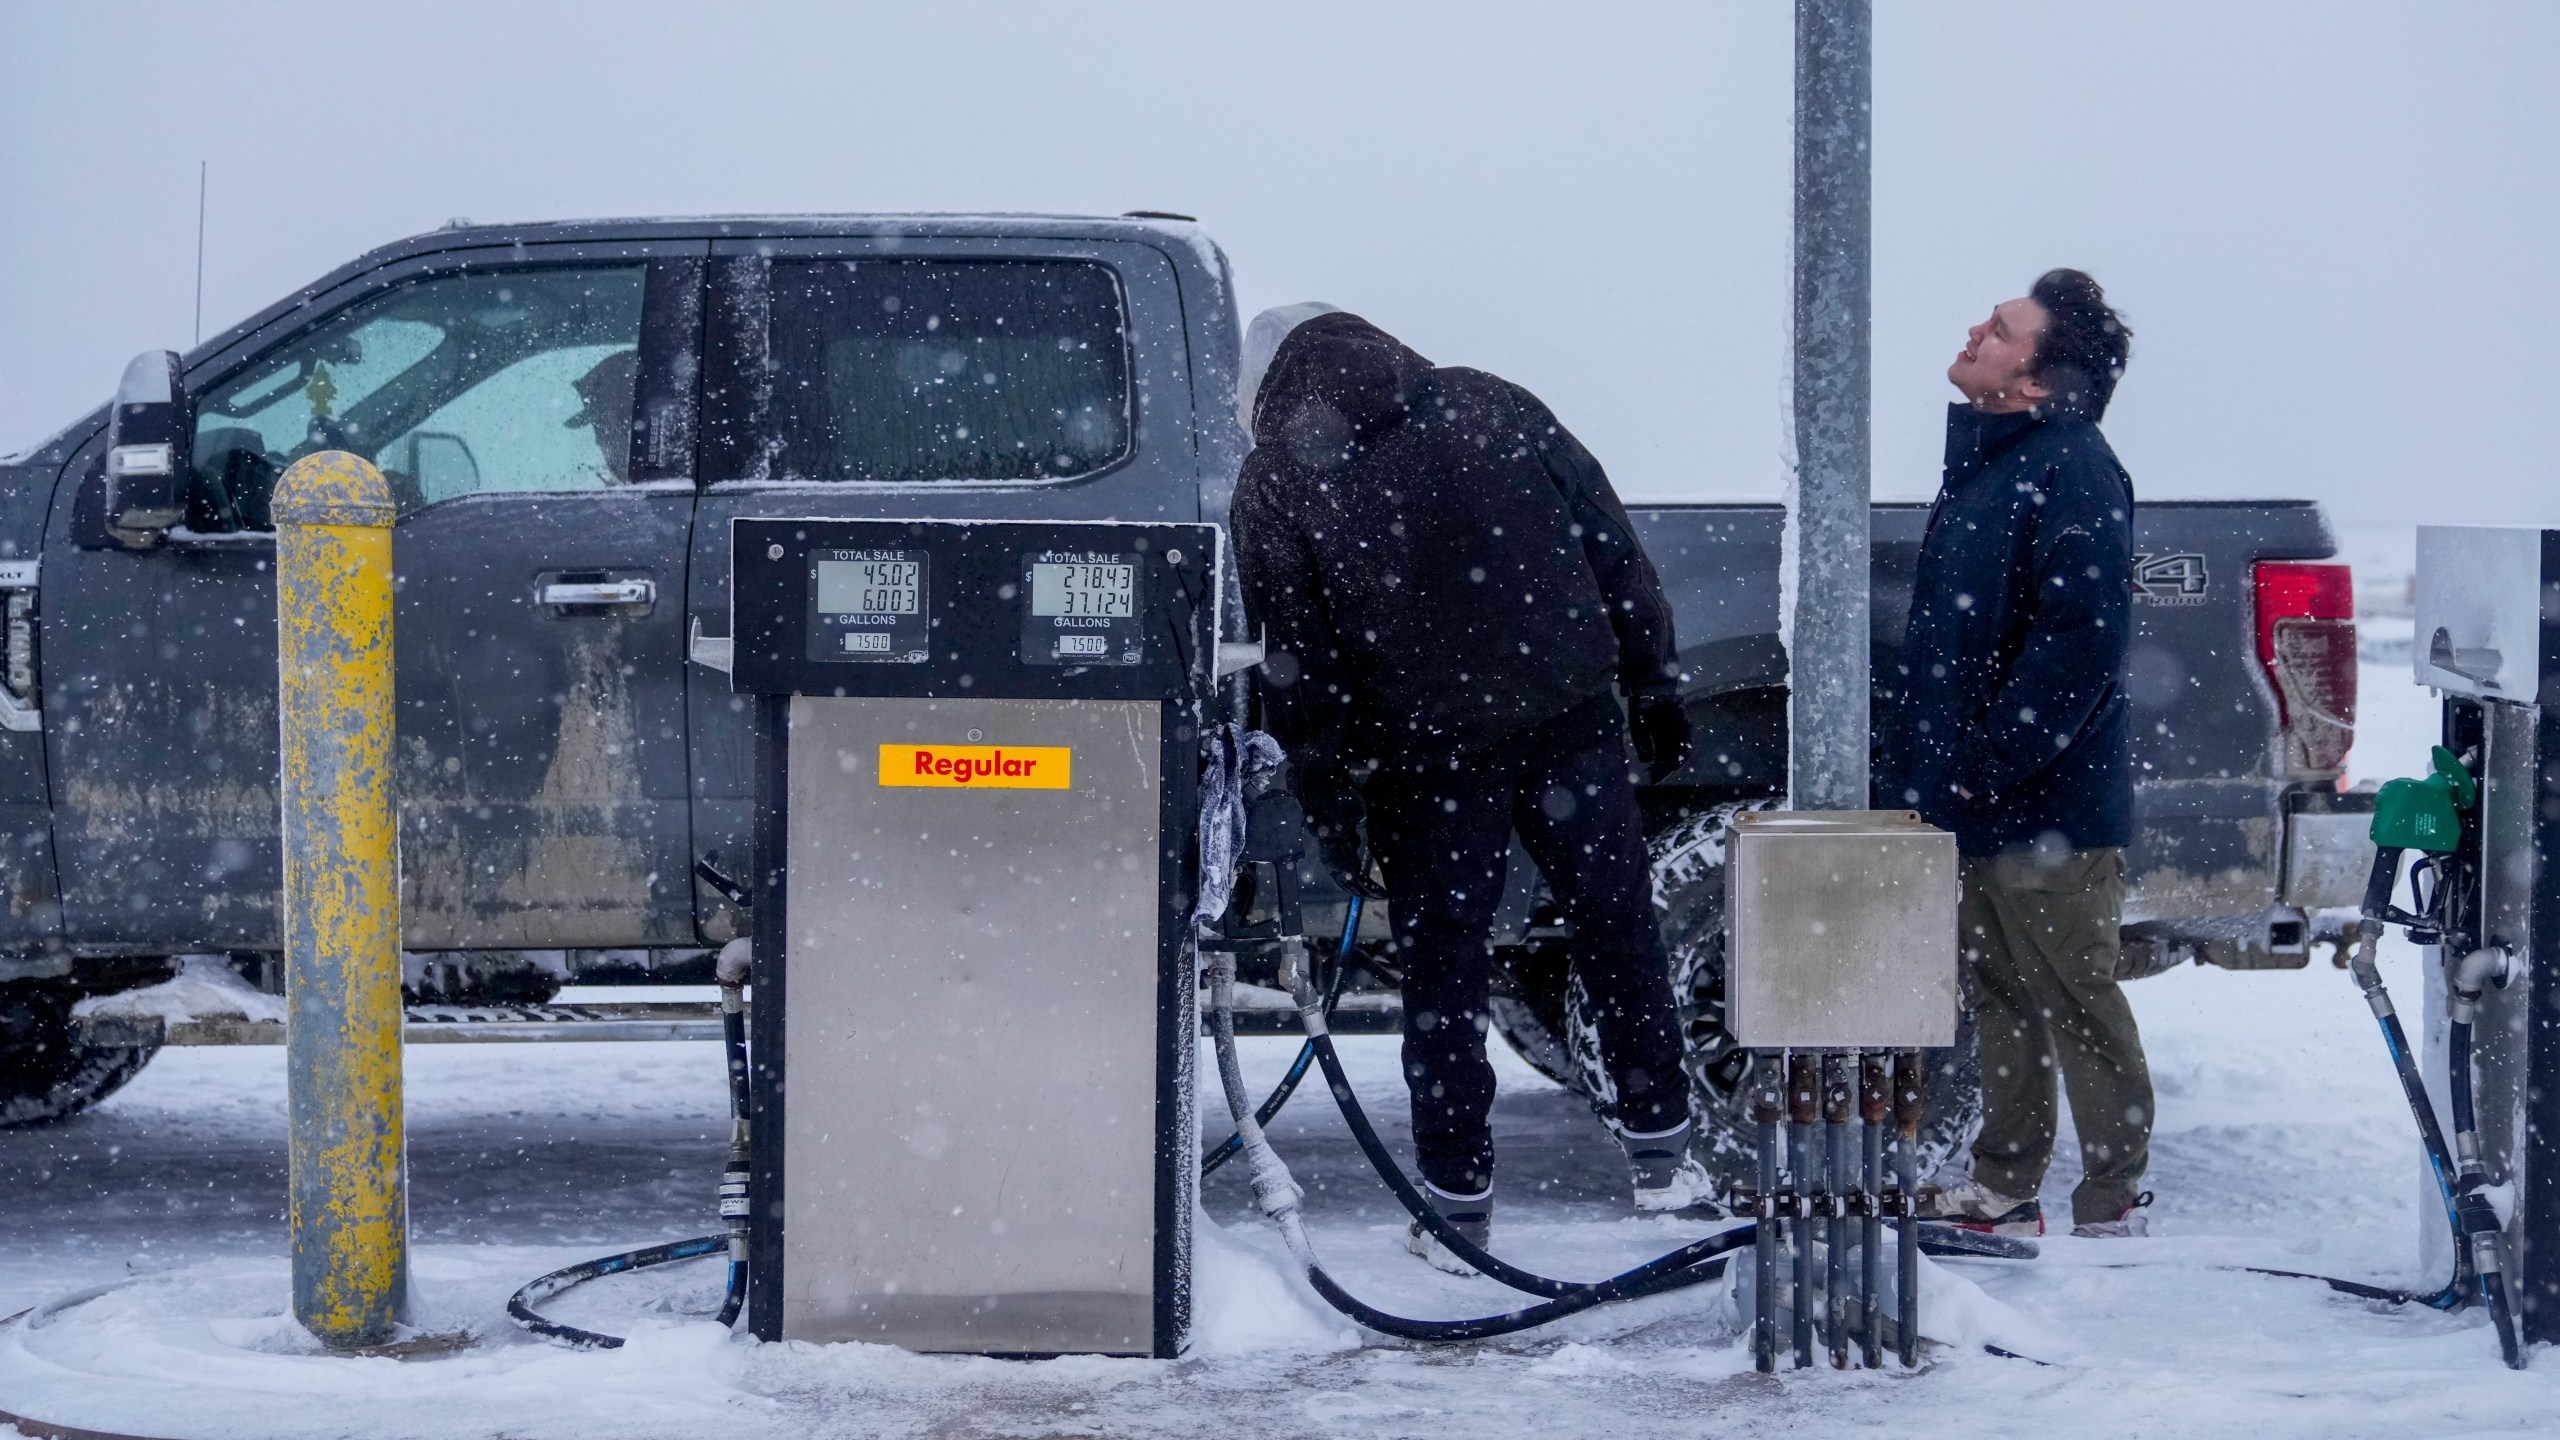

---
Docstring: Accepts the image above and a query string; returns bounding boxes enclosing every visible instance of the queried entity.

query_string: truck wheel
[0,986,161,1129]
[1487,805,1984,1195]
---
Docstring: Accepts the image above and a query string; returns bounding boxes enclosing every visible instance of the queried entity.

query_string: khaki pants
[1961,847,2152,1225]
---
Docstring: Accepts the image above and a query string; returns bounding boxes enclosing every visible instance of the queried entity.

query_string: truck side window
[710,259,1131,484]
[189,266,646,527]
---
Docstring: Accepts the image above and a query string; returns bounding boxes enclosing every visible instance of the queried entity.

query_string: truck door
[682,239,1199,938]
[44,244,705,950]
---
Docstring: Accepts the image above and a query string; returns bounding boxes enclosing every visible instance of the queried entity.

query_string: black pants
[1365,693,1688,1195]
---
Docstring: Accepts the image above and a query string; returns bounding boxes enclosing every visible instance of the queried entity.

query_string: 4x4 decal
[2131,552,2209,606]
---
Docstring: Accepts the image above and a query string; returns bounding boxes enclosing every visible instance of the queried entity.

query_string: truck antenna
[193,160,207,348]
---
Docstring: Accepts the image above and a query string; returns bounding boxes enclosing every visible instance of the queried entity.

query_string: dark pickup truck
[0,215,2364,1135]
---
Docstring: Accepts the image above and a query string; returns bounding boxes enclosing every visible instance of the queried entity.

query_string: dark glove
[1629,692,1694,778]
[1289,751,1389,900]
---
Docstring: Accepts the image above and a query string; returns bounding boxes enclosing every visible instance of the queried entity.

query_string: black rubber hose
[2248,998,2467,1311]
[2372,1007,2469,1302]
[515,970,757,1347]
[722,1003,751,1125]
[2483,1263,2524,1370]
[2240,1266,2460,1308]
[2448,1018,2525,1368]
[1302,1025,1591,1299]
[2234,958,2481,1315]
[1202,905,1358,1177]
[715,1250,748,1330]
[508,1236,729,1350]
[1300,1225,1757,1343]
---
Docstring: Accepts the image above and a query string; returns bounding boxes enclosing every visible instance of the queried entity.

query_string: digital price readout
[732,517,1216,699]
[807,549,931,663]
[1021,551,1145,666]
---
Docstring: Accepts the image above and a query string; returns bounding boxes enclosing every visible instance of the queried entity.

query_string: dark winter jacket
[1880,403,2135,857]
[1231,313,1680,767]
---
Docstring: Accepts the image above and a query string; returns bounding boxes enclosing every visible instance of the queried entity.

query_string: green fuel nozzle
[2360,745,2477,939]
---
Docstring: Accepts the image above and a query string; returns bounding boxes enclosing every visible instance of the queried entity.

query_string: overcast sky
[3,1,2552,532]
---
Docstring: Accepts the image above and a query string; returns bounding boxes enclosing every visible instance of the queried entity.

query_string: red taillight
[2252,561,2356,774]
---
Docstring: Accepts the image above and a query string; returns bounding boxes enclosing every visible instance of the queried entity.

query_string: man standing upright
[1884,270,2151,1239]
[1229,306,1709,1272]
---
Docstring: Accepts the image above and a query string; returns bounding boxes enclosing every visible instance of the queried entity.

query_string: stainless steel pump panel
[732,517,1217,1359]
[1725,810,1958,1049]
[2411,527,2560,1342]
[2413,526,2560,702]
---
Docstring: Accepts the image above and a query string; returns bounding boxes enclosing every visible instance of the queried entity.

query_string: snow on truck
[0,215,2367,1143]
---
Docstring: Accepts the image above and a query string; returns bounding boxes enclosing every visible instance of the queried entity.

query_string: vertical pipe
[1789,0,1874,811]
[1858,1052,1889,1369]
[1752,1061,1783,1374]
[1823,1052,1853,1367]
[277,451,405,1349]
[1788,1051,1820,1368]
[1893,1050,1923,1367]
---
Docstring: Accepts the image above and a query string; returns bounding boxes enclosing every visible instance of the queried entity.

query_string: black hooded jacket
[1879,403,2136,856]
[1231,312,1680,767]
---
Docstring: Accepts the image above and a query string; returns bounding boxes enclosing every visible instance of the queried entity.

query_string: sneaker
[1633,1156,1725,1215]
[1404,1182,1493,1276]
[1916,1176,2044,1237]
[2071,1193,2154,1239]
[1616,1121,1721,1214]
[1607,1117,1710,1204]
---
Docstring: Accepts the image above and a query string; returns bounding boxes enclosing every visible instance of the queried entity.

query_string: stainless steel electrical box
[731,518,1217,1358]
[1725,810,1959,1049]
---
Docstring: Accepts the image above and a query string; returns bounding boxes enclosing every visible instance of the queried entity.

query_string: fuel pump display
[807,548,929,662]
[1022,550,1145,664]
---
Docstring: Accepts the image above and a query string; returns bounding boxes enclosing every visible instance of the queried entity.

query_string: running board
[73,992,1405,1047]
[74,1001,729,1048]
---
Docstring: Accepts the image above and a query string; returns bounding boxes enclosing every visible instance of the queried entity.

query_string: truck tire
[1487,805,1984,1195]
[0,986,160,1129]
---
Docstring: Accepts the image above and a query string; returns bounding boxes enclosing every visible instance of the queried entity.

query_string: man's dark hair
[2028,268,2132,420]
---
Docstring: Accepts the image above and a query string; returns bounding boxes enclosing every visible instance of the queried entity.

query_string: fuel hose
[1200,906,1355,1178]
[507,962,754,1350]
[2241,935,2521,1370]
[1201,904,1754,1341]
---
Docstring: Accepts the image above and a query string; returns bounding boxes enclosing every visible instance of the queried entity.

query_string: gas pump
[729,516,1218,1357]
[2326,524,2560,1368]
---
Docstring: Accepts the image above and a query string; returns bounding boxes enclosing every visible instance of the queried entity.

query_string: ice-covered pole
[1789,0,1872,810]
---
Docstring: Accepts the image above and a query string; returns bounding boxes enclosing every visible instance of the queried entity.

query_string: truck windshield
[709,258,1130,485]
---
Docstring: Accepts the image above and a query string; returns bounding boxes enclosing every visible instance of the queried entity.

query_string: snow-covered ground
[7,642,2556,1438]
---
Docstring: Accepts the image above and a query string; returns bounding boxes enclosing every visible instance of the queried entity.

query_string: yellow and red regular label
[877,744,1072,789]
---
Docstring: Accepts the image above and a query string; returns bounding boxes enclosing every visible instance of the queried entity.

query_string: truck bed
[1625,498,2341,933]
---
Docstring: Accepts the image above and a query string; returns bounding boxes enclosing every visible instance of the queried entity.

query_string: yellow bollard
[275,451,406,1347]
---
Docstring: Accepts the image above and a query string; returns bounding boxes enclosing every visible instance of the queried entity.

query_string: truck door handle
[538,578,656,610]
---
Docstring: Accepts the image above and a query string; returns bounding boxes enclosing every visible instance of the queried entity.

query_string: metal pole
[1789,0,1873,811]
[1823,1052,1854,1368]
[1858,1051,1889,1369]
[1893,1049,1923,1367]
[1788,1051,1820,1368]
[278,451,406,1348]
[1751,1061,1783,1374]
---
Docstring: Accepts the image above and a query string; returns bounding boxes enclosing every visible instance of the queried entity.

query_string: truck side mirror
[103,350,193,548]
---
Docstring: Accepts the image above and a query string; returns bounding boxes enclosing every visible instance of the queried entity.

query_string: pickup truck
[0,215,2364,1143]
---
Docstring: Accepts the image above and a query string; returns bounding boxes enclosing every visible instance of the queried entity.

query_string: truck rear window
[713,259,1131,485]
